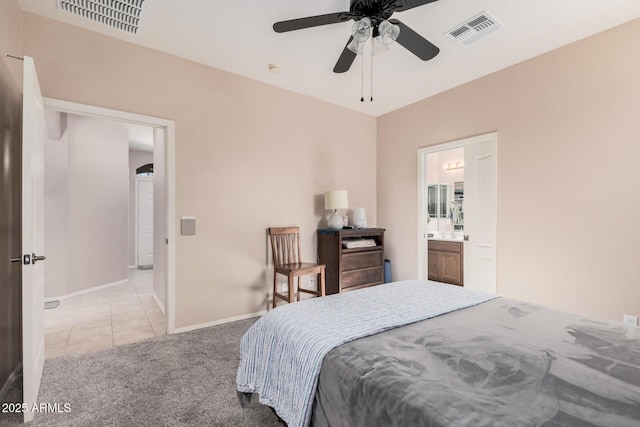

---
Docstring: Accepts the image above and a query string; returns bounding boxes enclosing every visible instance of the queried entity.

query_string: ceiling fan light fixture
[347,38,365,54]
[347,17,372,54]
[352,17,372,41]
[378,19,400,45]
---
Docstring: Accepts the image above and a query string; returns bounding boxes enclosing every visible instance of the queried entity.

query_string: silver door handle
[32,253,46,264]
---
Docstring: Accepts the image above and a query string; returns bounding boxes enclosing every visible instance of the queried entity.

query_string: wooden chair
[269,227,326,308]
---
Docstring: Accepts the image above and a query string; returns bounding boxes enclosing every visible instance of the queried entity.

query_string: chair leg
[273,271,278,309]
[297,276,302,302]
[288,273,295,304]
[319,268,326,297]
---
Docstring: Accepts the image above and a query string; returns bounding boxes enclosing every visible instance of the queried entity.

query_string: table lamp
[324,190,348,230]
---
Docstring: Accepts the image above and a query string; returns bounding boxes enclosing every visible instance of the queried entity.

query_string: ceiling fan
[273,0,441,73]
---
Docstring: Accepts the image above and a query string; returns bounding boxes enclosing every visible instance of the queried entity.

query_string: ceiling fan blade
[394,0,439,12]
[388,19,439,60]
[333,36,357,73]
[273,12,351,33]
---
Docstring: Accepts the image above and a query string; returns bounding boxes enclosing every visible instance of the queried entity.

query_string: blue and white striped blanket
[236,280,497,427]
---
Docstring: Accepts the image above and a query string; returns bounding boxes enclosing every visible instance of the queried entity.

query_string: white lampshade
[324,190,349,210]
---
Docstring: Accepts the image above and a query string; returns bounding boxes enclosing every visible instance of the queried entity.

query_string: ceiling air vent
[446,12,503,46]
[56,0,146,34]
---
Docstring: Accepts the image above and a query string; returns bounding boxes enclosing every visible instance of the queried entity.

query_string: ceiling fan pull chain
[370,37,374,102]
[360,49,365,102]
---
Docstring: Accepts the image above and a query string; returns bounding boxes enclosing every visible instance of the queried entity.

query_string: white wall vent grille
[56,0,146,34]
[446,12,503,46]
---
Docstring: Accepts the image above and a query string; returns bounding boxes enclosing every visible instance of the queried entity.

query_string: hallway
[44,268,165,358]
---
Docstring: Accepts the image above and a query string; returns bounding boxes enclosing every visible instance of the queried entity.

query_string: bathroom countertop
[428,237,464,243]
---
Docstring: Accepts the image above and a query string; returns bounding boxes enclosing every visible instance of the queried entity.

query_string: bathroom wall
[436,148,464,185]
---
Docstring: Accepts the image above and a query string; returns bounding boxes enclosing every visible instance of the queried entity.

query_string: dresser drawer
[342,251,383,272]
[341,267,383,289]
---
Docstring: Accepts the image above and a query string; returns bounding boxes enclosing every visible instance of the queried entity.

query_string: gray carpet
[0,318,282,426]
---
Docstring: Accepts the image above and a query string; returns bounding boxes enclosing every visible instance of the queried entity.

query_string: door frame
[417,132,498,289]
[135,176,154,268]
[44,97,177,334]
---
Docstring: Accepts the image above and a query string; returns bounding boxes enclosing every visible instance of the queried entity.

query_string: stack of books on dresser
[342,239,377,249]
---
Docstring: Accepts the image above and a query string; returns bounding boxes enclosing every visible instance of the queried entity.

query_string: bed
[236,280,640,427]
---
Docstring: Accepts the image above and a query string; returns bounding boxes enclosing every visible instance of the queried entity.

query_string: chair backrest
[269,227,301,266]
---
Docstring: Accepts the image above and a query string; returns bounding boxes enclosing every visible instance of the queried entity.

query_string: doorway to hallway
[42,98,176,337]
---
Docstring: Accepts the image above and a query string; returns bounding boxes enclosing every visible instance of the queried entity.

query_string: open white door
[136,176,154,267]
[22,56,46,423]
[463,133,497,294]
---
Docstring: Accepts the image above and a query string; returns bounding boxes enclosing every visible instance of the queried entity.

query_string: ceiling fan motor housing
[350,0,401,35]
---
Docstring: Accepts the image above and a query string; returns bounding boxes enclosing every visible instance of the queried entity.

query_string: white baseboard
[45,278,128,302]
[152,291,165,315]
[173,311,266,334]
[0,362,21,403]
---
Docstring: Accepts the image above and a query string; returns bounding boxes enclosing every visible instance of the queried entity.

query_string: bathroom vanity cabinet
[428,240,463,286]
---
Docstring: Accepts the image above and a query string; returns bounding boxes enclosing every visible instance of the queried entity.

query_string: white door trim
[417,132,498,289]
[43,97,177,334]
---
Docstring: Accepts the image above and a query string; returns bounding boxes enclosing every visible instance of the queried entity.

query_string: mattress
[311,297,640,427]
[237,280,496,427]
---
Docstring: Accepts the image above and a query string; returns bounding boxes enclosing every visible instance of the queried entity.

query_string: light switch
[181,216,196,236]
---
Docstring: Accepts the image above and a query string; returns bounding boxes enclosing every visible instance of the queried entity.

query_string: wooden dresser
[428,240,463,286]
[317,228,385,295]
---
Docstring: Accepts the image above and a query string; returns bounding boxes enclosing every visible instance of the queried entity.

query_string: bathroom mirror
[427,184,449,218]
[452,181,463,230]
[427,181,464,230]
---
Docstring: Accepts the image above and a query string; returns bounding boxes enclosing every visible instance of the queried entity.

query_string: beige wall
[378,19,640,322]
[67,115,129,294]
[44,113,70,298]
[128,149,154,266]
[21,13,377,328]
[46,117,139,297]
[0,0,22,87]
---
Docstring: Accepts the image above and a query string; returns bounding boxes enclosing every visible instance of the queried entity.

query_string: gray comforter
[312,298,640,427]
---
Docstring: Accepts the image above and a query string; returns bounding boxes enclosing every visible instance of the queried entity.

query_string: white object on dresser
[353,207,367,228]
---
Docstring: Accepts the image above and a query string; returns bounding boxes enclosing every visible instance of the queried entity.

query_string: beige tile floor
[44,268,165,359]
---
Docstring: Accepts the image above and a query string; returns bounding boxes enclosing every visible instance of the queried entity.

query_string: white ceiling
[18,0,640,117]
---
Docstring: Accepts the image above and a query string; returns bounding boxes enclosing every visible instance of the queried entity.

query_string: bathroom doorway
[418,132,497,294]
